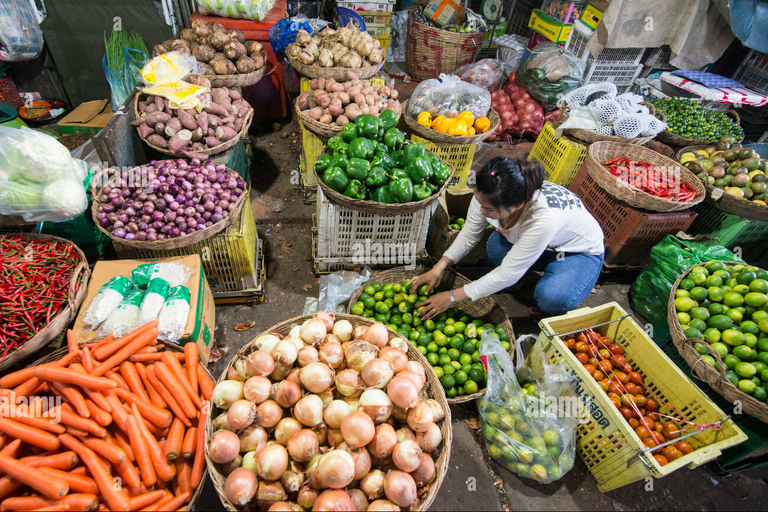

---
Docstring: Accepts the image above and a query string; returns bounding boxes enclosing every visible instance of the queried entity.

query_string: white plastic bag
[157,286,191,343]
[138,278,171,325]
[0,0,44,62]
[83,276,134,328]
[496,34,528,72]
[408,74,491,120]
[98,289,145,338]
[131,262,194,290]
[196,0,276,21]
[318,266,373,313]
[0,127,88,222]
[455,59,506,91]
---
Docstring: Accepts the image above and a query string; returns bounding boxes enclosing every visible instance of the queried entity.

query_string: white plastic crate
[313,188,433,270]
[583,60,644,93]
[565,21,643,65]
[732,49,768,95]
[337,0,394,12]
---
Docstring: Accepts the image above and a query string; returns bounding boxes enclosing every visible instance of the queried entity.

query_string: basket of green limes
[668,260,768,422]
[348,266,515,404]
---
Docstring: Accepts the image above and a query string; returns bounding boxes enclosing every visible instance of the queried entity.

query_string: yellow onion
[312,489,355,511]
[384,470,417,508]
[255,400,283,428]
[274,380,302,408]
[344,341,379,372]
[240,424,268,453]
[274,417,303,446]
[288,429,319,462]
[256,443,289,481]
[319,340,344,369]
[358,389,393,424]
[379,346,408,373]
[316,450,355,489]
[300,318,327,345]
[340,410,375,448]
[416,423,442,453]
[335,369,363,398]
[297,345,319,366]
[362,358,394,389]
[386,376,419,409]
[368,423,397,459]
[257,480,287,510]
[360,469,386,500]
[294,394,324,426]
[406,402,434,433]
[332,320,353,342]
[300,362,334,394]
[246,350,276,377]
[392,440,421,472]
[225,467,258,507]
[412,452,436,487]
[348,488,369,512]
[297,486,319,509]
[324,400,352,429]
[363,322,389,349]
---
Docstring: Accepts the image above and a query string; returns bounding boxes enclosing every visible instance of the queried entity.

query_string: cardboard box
[580,3,604,30]
[427,190,492,266]
[423,0,464,27]
[73,254,215,364]
[58,100,113,135]
[528,9,572,44]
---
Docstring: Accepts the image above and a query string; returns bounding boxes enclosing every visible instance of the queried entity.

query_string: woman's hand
[416,291,452,320]
[409,268,442,296]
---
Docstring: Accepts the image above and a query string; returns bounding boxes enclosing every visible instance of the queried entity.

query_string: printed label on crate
[528,9,572,43]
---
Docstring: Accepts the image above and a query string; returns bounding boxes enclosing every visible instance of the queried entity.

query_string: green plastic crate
[687,198,768,263]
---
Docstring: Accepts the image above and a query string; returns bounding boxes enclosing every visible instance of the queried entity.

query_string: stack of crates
[338,0,394,57]
[527,122,588,188]
[732,49,768,140]
[642,45,675,71]
[686,197,768,263]
[564,20,644,93]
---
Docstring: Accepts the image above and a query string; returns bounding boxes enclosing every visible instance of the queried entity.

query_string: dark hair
[475,157,545,208]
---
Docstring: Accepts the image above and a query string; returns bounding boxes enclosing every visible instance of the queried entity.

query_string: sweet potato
[185,74,211,89]
[138,101,148,112]
[191,127,204,142]
[211,89,232,111]
[165,117,183,138]
[138,123,154,139]
[178,110,198,131]
[232,100,251,117]
[203,102,229,118]
[192,142,204,152]
[215,126,238,141]
[130,118,146,127]
[142,112,171,126]
[155,122,166,135]
[207,115,221,128]
[206,136,222,147]
[228,90,242,101]
[182,150,209,161]
[154,96,164,112]
[147,134,169,149]
[233,117,245,132]
[168,130,193,154]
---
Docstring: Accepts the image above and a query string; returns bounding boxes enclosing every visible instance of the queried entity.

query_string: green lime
[724,292,744,307]
[382,283,394,292]
[441,374,456,390]
[760,319,768,334]
[438,347,448,355]
[469,367,486,383]
[373,282,383,292]
[726,371,740,386]
[362,296,376,310]
[454,322,466,334]
[462,341,476,354]
[762,368,768,382]
[709,303,726,315]
[722,329,746,346]
[706,275,724,288]
[703,355,718,368]
[703,327,722,343]
[375,302,389,314]
[707,287,725,302]
[447,348,461,361]
[383,289,395,300]
[450,335,465,350]
[739,379,757,394]
[418,346,427,355]
[501,341,511,351]
[677,312,692,325]
[393,293,405,305]
[364,285,376,296]
[675,297,696,312]
[375,313,389,323]
[451,361,461,371]
[753,386,767,402]
[689,287,709,302]
[733,284,751,296]
[750,279,768,293]
[433,366,444,379]
[472,351,481,363]
[439,355,452,366]
[373,291,384,301]
[433,332,448,346]
[461,363,473,375]
[446,387,457,398]
[741,320,760,335]
[391,283,401,293]
[733,345,754,361]
[690,307,711,321]
[424,319,436,332]
[676,289,690,298]
[399,301,413,314]
[418,284,430,296]
[680,278,695,290]
[443,325,456,337]
[417,333,431,346]
[708,315,734,330]
[685,327,703,339]
[464,380,479,394]
[689,318,708,333]
[737,270,757,285]
[711,342,729,358]
[427,353,439,366]
[459,353,473,366]
[753,362,768,375]
[693,342,709,355]
[409,330,419,341]
[705,261,726,273]
[402,312,414,325]
[745,333,758,348]
[724,354,741,370]
[745,292,768,309]
[384,298,394,309]
[351,302,365,315]
[689,271,707,286]
[725,308,744,324]
[758,337,768,352]
[455,370,468,386]
[442,363,456,376]
[390,314,403,327]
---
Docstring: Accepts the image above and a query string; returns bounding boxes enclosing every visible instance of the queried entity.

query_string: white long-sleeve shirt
[442,181,604,301]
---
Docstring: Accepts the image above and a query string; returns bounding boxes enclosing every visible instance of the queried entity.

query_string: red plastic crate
[568,165,698,268]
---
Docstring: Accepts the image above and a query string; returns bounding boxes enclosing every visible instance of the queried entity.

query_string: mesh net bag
[616,92,645,113]
[594,124,614,136]
[640,115,667,137]
[588,99,623,125]
[613,114,650,139]
[557,83,617,109]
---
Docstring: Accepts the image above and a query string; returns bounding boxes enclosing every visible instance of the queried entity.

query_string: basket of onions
[205,313,452,511]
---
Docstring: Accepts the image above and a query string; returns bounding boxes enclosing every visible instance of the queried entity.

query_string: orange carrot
[119,362,150,403]
[34,366,117,391]
[66,426,91,437]
[111,430,135,462]
[0,419,59,451]
[90,333,114,350]
[131,405,175,482]
[184,344,199,400]
[174,459,192,498]
[0,453,69,498]
[190,408,206,489]
[59,434,131,512]
[105,370,131,392]
[124,413,156,487]
[0,494,97,511]
[164,419,184,461]
[0,475,22,501]
[8,406,66,435]
[19,451,80,471]
[142,419,168,440]
[81,346,97,373]
[161,353,201,410]
[0,351,81,389]
[52,406,107,438]
[134,346,158,355]
[80,436,126,464]
[196,365,214,401]
[0,434,6,452]
[38,466,99,494]
[104,392,129,433]
[68,365,112,413]
[181,427,197,459]
[83,398,113,427]
[91,329,159,377]
[128,490,166,511]
[0,439,21,458]
[144,367,190,428]
[114,459,142,489]
[128,352,185,363]
[93,322,159,361]
[51,381,90,419]
[24,506,71,512]
[134,363,165,409]
[113,388,172,429]
[140,492,188,512]
[67,329,79,354]
[153,363,196,419]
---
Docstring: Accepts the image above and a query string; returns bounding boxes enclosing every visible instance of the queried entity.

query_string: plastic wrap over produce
[196,0,276,21]
[408,74,491,120]
[0,0,44,62]
[0,127,88,222]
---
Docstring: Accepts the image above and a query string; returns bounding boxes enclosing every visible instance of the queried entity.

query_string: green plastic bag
[631,235,744,327]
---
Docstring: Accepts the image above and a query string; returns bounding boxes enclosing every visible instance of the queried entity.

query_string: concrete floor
[192,122,768,511]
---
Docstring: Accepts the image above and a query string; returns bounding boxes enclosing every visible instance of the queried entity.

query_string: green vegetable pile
[316,111,451,203]
[350,279,511,399]
[650,98,743,141]
[104,29,149,72]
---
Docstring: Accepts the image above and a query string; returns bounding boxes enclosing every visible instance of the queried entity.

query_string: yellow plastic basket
[528,122,588,187]
[537,302,747,492]
[410,135,475,191]
[114,195,258,294]
[299,120,324,187]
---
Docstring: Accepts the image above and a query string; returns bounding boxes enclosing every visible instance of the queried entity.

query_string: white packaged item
[157,286,191,343]
[138,278,171,325]
[97,289,145,338]
[82,276,134,328]
[130,262,194,289]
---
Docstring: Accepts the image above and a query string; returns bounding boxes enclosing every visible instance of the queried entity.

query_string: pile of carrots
[0,321,214,511]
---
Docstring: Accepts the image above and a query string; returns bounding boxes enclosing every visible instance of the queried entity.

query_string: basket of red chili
[0,233,90,371]
[585,141,706,213]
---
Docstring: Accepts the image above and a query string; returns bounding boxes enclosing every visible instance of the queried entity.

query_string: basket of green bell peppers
[314,111,453,214]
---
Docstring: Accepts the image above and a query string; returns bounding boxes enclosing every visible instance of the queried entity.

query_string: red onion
[312,490,355,511]
[225,467,258,507]
[341,411,375,448]
[384,470,418,508]
[209,430,240,464]
[256,443,289,481]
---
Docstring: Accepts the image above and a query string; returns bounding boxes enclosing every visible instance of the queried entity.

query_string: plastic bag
[83,276,134,328]
[131,262,194,290]
[103,48,149,111]
[478,330,577,483]
[139,52,208,108]
[496,34,528,72]
[408,74,491,120]
[98,289,145,338]
[517,43,585,109]
[387,10,408,62]
[196,0,276,21]
[269,18,312,54]
[0,0,44,62]
[138,278,171,325]
[157,286,191,342]
[456,59,506,91]
[631,235,744,326]
[0,127,88,222]
[318,266,373,313]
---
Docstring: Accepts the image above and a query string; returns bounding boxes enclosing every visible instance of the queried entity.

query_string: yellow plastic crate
[527,122,588,187]
[538,303,747,492]
[410,135,475,191]
[377,34,391,56]
[299,120,324,186]
[114,195,258,294]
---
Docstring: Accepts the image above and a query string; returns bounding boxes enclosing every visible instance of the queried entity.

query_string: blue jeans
[486,231,604,315]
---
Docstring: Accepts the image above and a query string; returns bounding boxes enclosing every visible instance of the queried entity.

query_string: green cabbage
[0,127,74,183]
[0,177,44,214]
[42,179,88,220]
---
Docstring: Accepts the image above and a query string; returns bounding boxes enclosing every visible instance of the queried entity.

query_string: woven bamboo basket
[667,261,768,423]
[348,266,516,404]
[207,54,269,88]
[585,141,706,212]
[559,103,665,146]
[205,313,452,511]
[656,110,742,147]
[313,142,454,215]
[295,101,403,141]
[91,164,248,251]
[133,94,253,158]
[402,100,500,144]
[287,54,384,81]
[405,10,485,80]
[31,341,212,509]
[0,234,90,372]
[676,145,768,222]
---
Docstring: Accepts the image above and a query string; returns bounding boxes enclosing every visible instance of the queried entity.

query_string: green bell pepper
[327,135,347,152]
[406,156,434,184]
[372,185,393,203]
[330,154,348,170]
[346,158,371,181]
[365,166,389,188]
[403,142,426,165]
[376,142,389,155]
[390,168,409,182]
[371,152,396,170]
[323,167,350,193]
[390,177,414,203]
[390,150,404,168]
[425,182,438,193]
[379,109,398,131]
[431,160,451,185]
[341,123,358,143]
[349,137,376,160]
[343,179,366,199]
[384,128,405,151]
[315,154,333,174]
[413,182,433,201]
[355,114,382,139]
